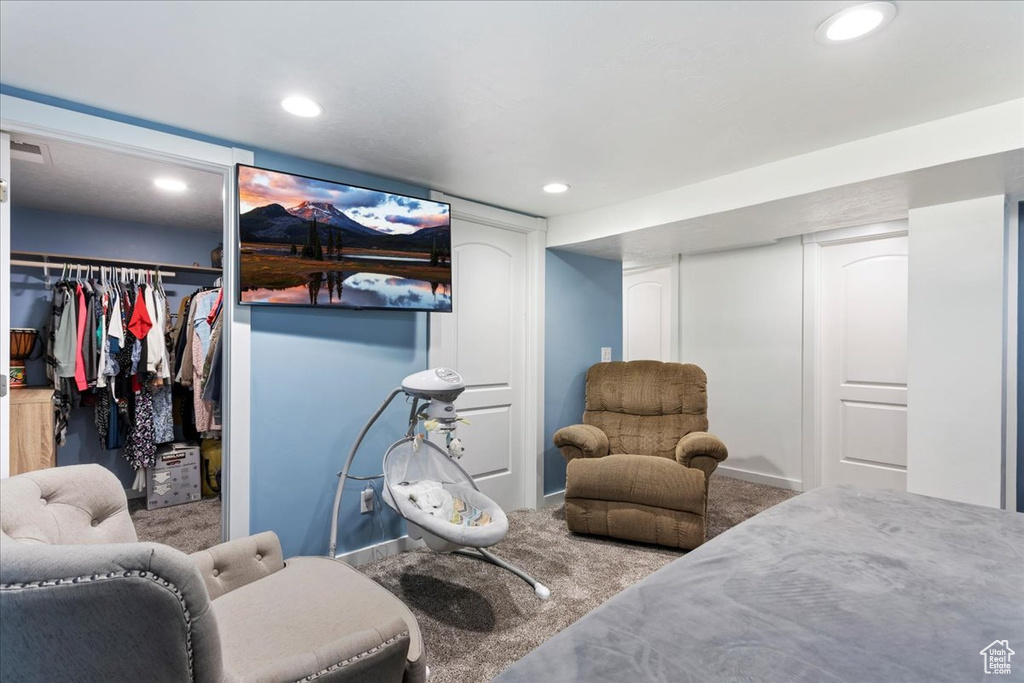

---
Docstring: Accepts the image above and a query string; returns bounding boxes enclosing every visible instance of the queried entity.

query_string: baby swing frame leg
[452,547,551,600]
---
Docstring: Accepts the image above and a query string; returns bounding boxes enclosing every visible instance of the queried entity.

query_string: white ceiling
[1,1,1021,220]
[8,135,223,232]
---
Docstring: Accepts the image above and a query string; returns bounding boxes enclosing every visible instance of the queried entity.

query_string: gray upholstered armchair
[553,361,728,549]
[0,465,425,683]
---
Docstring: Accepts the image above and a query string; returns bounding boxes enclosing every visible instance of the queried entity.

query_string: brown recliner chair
[554,361,727,549]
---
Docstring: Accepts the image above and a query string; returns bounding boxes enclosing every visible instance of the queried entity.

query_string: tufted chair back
[0,465,225,683]
[583,361,709,458]
[0,464,138,545]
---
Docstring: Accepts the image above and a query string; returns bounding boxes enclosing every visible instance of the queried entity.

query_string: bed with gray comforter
[494,486,1023,682]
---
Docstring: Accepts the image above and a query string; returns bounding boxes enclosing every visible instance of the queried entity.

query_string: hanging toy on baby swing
[420,418,468,459]
[446,435,465,459]
[328,367,550,599]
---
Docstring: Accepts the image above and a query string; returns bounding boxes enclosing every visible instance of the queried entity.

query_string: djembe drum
[9,328,39,389]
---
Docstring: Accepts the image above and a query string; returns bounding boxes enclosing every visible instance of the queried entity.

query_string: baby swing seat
[330,370,549,599]
[383,437,508,553]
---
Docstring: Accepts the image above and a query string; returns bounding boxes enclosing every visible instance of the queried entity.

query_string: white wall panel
[678,238,804,486]
[907,195,1007,507]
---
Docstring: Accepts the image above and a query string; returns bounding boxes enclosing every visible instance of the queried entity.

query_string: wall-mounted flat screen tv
[237,164,452,311]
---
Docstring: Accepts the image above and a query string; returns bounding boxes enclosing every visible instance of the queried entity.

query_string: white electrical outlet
[601,347,612,363]
[360,487,374,513]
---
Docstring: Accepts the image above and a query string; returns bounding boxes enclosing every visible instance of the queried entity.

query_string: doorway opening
[4,132,227,552]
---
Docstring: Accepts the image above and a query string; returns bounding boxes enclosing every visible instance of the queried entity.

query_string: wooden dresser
[9,388,56,475]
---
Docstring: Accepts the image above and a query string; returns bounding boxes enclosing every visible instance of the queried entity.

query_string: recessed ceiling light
[816,2,897,44]
[153,178,187,192]
[543,182,570,194]
[281,95,324,117]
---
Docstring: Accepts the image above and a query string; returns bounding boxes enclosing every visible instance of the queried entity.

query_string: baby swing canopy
[383,437,508,551]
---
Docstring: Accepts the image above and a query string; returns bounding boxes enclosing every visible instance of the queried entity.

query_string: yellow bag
[200,438,222,497]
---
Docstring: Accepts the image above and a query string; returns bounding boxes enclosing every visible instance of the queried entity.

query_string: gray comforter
[494,486,1024,682]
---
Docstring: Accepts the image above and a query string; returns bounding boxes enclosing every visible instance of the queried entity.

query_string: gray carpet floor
[362,475,798,683]
[129,496,222,554]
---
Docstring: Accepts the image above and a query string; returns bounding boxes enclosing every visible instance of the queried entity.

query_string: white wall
[907,195,1008,508]
[679,238,804,489]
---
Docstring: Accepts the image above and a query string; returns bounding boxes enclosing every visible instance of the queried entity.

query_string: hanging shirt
[192,332,219,432]
[127,285,153,340]
[97,284,110,388]
[170,295,191,376]
[74,284,89,392]
[191,289,217,358]
[206,289,223,327]
[82,281,98,388]
[54,285,78,379]
[103,291,124,398]
[176,294,202,386]
[145,285,170,378]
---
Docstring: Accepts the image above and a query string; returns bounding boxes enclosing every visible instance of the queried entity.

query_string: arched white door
[623,263,677,362]
[429,198,540,510]
[820,235,909,491]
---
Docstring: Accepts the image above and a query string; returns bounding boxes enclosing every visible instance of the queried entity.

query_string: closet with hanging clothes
[5,133,226,552]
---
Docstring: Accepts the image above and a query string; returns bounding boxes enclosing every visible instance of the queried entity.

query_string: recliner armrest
[675,432,728,480]
[554,424,609,461]
[191,530,284,600]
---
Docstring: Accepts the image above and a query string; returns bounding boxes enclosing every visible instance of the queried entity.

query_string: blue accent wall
[9,207,219,487]
[543,249,623,494]
[247,152,429,558]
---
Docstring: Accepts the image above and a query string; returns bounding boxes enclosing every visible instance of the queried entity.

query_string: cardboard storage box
[147,443,202,510]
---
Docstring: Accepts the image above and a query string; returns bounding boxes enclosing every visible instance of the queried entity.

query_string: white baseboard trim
[543,490,565,507]
[334,535,426,567]
[716,466,803,491]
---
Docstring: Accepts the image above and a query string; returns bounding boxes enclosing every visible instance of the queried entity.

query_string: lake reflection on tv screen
[241,271,452,310]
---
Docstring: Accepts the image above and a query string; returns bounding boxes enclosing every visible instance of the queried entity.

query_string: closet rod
[10,260,177,277]
[10,250,221,275]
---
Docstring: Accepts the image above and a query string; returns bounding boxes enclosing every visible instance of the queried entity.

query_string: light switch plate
[601,347,612,363]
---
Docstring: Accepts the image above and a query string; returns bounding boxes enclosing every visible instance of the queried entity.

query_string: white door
[430,212,528,511]
[623,264,676,362]
[1,133,11,478]
[820,235,908,491]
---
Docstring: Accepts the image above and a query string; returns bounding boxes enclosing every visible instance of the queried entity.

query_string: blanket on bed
[494,486,1024,682]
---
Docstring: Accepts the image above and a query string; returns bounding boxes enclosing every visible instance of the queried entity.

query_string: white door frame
[0,94,254,539]
[428,191,547,509]
[0,133,10,479]
[622,256,680,362]
[1003,197,1019,512]
[801,220,908,492]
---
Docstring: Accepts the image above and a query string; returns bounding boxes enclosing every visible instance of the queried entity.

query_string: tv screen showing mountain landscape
[237,164,452,311]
